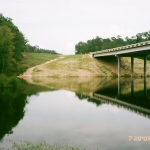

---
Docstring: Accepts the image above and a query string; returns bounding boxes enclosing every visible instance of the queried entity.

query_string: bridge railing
[93,93,150,118]
[91,40,150,55]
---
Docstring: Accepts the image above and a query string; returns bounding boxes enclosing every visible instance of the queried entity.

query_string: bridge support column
[118,76,121,98]
[131,76,134,97]
[131,57,134,76]
[144,77,147,97]
[144,56,147,77]
[117,56,121,77]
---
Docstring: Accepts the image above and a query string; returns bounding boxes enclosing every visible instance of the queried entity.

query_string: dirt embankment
[18,56,64,77]
[19,54,117,78]
[19,54,150,78]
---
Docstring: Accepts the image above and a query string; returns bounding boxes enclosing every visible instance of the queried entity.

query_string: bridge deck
[91,41,150,57]
[92,93,150,119]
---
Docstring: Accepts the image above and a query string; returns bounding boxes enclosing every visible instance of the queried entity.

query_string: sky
[0,0,150,54]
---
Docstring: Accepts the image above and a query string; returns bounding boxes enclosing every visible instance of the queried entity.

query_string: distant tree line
[25,44,58,54]
[75,32,150,54]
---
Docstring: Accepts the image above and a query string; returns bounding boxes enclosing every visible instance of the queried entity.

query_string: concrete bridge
[91,41,150,76]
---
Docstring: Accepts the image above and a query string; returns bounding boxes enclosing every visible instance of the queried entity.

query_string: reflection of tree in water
[0,79,50,141]
[0,87,27,141]
[75,93,102,106]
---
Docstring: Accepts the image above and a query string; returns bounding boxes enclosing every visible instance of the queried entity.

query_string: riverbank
[19,54,150,78]
[17,52,61,75]
[19,54,116,77]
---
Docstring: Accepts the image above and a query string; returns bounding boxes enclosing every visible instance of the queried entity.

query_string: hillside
[20,54,150,77]
[17,52,61,74]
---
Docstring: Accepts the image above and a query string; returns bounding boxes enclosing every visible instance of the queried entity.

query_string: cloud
[0,0,150,54]
[106,25,134,38]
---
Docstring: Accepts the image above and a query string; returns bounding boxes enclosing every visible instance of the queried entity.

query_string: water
[0,77,150,149]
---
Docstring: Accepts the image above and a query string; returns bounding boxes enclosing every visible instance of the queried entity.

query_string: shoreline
[18,54,150,79]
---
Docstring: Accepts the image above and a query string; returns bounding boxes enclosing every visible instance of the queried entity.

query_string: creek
[0,77,150,150]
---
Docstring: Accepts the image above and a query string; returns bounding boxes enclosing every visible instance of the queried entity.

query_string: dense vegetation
[75,32,150,54]
[0,14,27,75]
[0,13,58,76]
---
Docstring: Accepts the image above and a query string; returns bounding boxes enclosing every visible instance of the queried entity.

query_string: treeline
[0,13,27,75]
[25,44,58,54]
[75,32,150,54]
[0,13,58,76]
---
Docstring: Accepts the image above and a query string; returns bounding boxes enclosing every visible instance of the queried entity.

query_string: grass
[33,68,42,72]
[44,55,82,70]
[31,54,118,77]
[17,52,60,75]
[19,53,150,77]
[61,54,82,60]
[1,141,85,150]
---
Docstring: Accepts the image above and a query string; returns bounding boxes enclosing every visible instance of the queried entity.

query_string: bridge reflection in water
[92,77,150,119]
[118,77,148,98]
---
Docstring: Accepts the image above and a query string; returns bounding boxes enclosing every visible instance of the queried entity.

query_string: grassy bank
[3,52,148,78]
[30,54,150,77]
[0,52,60,87]
[17,52,61,75]
[31,54,118,77]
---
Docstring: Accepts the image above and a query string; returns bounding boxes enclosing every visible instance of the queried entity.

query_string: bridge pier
[118,76,121,97]
[117,55,147,77]
[117,56,121,77]
[131,76,134,97]
[144,77,147,97]
[144,56,147,77]
[131,57,134,76]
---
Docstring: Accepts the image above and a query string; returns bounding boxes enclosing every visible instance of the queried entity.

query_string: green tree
[0,26,14,73]
[0,13,27,61]
[102,38,112,50]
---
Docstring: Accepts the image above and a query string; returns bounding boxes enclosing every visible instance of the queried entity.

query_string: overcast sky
[0,0,150,54]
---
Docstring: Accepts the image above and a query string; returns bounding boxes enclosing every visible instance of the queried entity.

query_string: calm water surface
[0,77,150,150]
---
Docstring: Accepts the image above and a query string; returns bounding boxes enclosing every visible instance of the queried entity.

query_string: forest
[0,13,58,76]
[75,32,150,54]
[25,44,58,54]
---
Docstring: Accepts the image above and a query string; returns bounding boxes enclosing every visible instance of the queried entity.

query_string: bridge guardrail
[91,40,150,55]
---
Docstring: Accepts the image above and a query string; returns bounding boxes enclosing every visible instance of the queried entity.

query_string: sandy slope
[19,54,150,79]
[28,54,118,77]
[19,56,64,77]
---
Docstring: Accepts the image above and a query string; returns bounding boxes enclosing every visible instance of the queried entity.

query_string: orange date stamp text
[128,136,150,141]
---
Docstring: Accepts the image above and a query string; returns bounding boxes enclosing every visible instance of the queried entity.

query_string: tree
[0,13,27,61]
[102,38,112,50]
[75,30,150,54]
[136,33,143,43]
[0,26,14,73]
